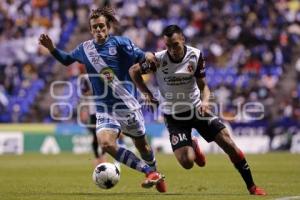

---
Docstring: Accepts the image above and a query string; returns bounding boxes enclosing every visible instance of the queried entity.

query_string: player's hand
[39,34,55,52]
[145,52,158,72]
[143,93,159,113]
[197,101,210,117]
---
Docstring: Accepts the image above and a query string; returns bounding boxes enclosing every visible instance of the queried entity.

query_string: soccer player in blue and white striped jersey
[39,7,166,192]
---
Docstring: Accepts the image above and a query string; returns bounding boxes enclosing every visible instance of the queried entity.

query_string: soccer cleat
[155,177,167,193]
[192,137,206,167]
[141,171,166,192]
[248,185,267,195]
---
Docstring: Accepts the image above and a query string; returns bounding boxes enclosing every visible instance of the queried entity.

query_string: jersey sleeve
[69,43,85,63]
[80,75,92,94]
[194,52,206,78]
[51,43,84,66]
[118,37,145,63]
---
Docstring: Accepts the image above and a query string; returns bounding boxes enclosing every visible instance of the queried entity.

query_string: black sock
[92,133,99,158]
[234,159,255,189]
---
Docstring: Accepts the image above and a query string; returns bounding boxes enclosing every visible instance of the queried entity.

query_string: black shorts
[164,109,226,151]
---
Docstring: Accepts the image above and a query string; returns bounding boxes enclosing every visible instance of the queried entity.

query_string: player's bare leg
[97,130,119,157]
[214,128,266,195]
[97,130,166,192]
[174,146,195,169]
[133,136,167,193]
[133,136,156,170]
[91,132,107,166]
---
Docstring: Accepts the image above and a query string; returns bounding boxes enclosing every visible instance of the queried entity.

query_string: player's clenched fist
[38,34,55,52]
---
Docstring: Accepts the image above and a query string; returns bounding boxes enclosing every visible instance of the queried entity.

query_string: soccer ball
[92,162,120,189]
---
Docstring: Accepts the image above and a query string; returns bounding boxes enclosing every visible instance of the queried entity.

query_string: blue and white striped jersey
[51,35,144,112]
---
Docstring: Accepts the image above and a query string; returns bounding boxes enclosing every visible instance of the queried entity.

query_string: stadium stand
[0,0,299,130]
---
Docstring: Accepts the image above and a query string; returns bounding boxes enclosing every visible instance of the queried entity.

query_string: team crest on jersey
[108,46,117,55]
[171,135,179,145]
[100,67,115,82]
[187,63,194,73]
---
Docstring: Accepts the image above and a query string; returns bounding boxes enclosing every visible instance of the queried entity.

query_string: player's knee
[174,147,195,169]
[99,140,117,153]
[180,160,194,169]
[96,129,118,153]
[178,155,194,169]
[216,129,239,155]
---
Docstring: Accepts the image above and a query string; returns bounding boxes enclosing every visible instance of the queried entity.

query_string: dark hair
[162,25,183,37]
[89,6,118,28]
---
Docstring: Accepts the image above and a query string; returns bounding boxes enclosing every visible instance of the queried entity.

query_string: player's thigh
[96,129,120,156]
[193,111,226,143]
[115,109,146,139]
[97,129,119,143]
[95,112,121,145]
[164,114,193,151]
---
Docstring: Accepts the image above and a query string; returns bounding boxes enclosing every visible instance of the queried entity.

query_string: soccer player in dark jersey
[39,7,166,192]
[130,25,266,195]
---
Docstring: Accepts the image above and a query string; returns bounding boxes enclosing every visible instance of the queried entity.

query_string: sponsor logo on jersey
[164,76,192,85]
[109,46,117,55]
[162,60,168,67]
[100,67,115,82]
[162,67,168,74]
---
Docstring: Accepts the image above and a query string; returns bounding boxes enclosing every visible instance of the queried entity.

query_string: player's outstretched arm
[39,34,55,52]
[38,34,79,66]
[129,63,152,95]
[196,77,211,116]
[196,53,211,116]
[129,63,158,112]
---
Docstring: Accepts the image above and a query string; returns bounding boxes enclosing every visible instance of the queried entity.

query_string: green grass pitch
[0,153,299,200]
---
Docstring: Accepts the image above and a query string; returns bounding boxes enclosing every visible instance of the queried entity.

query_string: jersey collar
[93,35,111,46]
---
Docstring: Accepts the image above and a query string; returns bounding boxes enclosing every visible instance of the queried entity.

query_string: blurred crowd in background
[0,0,300,131]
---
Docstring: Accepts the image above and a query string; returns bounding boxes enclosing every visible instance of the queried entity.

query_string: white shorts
[95,109,145,138]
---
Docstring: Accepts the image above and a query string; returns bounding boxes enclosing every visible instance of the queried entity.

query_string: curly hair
[89,6,118,29]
